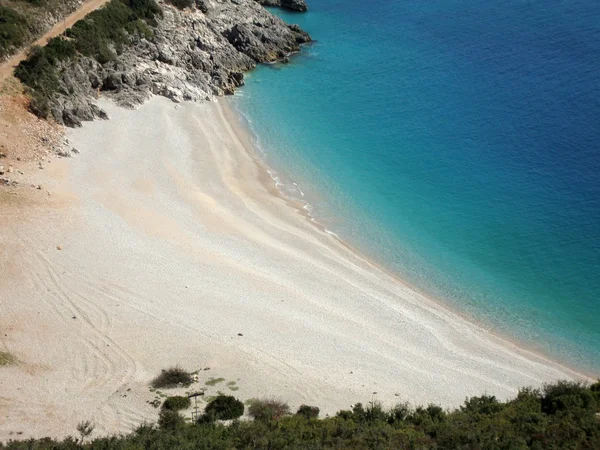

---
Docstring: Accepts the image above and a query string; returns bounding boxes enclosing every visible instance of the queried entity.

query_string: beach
[0,97,587,439]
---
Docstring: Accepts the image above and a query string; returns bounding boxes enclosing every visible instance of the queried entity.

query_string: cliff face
[254,0,308,12]
[48,0,310,126]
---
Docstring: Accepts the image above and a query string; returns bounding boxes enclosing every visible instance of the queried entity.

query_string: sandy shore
[0,97,586,440]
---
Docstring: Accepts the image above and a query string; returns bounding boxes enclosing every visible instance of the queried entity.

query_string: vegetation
[0,351,17,366]
[0,380,598,449]
[205,377,225,386]
[75,421,94,444]
[203,395,245,421]
[162,396,191,411]
[248,399,290,422]
[0,6,31,59]
[296,404,319,419]
[157,410,185,430]
[151,367,193,389]
[14,0,161,117]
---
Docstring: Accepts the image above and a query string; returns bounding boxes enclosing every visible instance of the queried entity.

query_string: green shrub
[0,6,31,59]
[1,381,600,448]
[203,395,244,421]
[541,380,596,414]
[296,404,319,419]
[157,410,185,430]
[248,399,290,422]
[162,396,191,411]
[151,367,193,389]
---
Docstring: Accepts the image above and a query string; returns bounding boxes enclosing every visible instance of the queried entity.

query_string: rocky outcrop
[46,0,310,126]
[254,0,308,12]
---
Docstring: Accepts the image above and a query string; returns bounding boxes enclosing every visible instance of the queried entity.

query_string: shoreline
[0,95,591,440]
[219,98,597,382]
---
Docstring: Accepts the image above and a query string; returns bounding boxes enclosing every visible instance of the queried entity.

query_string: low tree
[203,395,244,421]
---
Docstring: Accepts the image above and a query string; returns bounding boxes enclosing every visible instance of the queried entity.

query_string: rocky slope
[254,0,308,12]
[46,0,310,127]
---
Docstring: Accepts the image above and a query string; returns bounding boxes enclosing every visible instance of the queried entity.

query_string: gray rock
[254,0,308,12]
[41,0,311,127]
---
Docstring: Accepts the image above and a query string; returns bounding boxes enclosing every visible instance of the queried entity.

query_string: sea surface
[232,0,600,374]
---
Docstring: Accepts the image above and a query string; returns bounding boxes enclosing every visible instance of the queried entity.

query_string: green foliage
[0,6,31,59]
[158,410,185,430]
[1,381,599,449]
[151,367,193,389]
[66,0,159,63]
[165,0,194,10]
[541,380,597,414]
[162,395,191,411]
[203,395,244,421]
[248,399,290,422]
[296,404,319,419]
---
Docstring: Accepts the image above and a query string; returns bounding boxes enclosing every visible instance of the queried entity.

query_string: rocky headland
[254,0,308,12]
[20,0,310,127]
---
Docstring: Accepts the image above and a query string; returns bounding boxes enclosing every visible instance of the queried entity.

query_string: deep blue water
[232,0,600,373]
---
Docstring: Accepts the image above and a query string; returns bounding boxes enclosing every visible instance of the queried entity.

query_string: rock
[254,0,308,12]
[7,166,13,173]
[0,165,4,175]
[71,147,80,154]
[0,152,5,158]
[195,0,209,13]
[32,0,310,126]
[57,150,71,158]
[57,245,62,250]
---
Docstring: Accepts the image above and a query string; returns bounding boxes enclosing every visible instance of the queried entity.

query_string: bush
[0,6,31,59]
[157,410,185,430]
[541,380,596,414]
[151,367,193,389]
[1,381,600,448]
[162,396,191,411]
[296,404,319,419]
[203,395,244,421]
[248,399,290,422]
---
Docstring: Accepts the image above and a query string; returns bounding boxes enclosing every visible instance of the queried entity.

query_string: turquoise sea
[232,0,600,374]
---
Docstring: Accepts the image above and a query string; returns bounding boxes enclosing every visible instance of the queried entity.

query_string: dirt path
[0,0,110,81]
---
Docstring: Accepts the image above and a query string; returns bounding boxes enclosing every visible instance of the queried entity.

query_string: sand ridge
[0,97,586,440]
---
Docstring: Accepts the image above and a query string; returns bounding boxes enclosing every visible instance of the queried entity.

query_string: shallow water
[232,0,600,373]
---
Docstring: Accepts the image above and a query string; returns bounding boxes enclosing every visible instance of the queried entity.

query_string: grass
[204,377,225,386]
[226,381,239,392]
[0,351,17,366]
